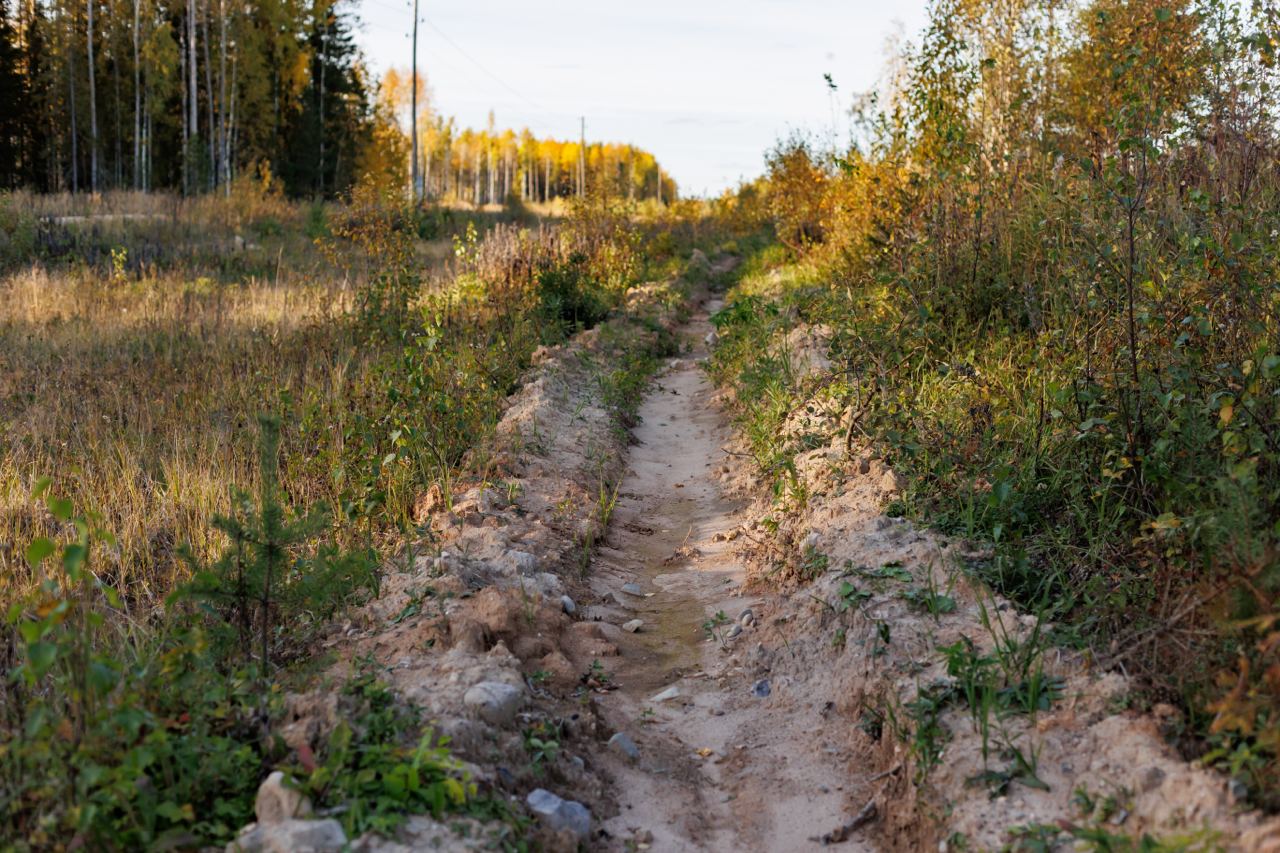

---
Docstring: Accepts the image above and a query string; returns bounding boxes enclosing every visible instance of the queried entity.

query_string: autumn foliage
[758,0,1280,802]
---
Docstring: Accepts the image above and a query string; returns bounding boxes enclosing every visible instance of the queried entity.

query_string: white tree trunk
[86,0,98,192]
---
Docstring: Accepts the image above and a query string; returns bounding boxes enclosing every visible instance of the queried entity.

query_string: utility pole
[410,0,419,201]
[578,116,585,198]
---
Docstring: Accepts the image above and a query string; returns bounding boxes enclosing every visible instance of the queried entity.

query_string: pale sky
[353,1,930,197]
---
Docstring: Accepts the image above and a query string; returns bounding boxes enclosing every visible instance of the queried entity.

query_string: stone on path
[526,788,592,840]
[255,771,312,825]
[463,681,524,726]
[609,732,640,761]
[650,685,680,703]
[227,819,346,853]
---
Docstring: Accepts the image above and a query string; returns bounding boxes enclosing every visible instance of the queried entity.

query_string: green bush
[2,418,381,849]
[535,254,610,342]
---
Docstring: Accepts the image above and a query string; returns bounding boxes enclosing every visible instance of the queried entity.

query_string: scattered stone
[1140,766,1166,793]
[505,551,538,575]
[609,732,640,761]
[526,788,591,840]
[255,771,312,825]
[621,582,644,596]
[228,818,347,853]
[463,681,524,726]
[704,330,719,347]
[878,469,904,494]
[752,679,771,698]
[623,619,644,633]
[739,608,755,626]
[725,624,742,640]
[650,685,680,703]
[800,531,820,552]
[560,594,577,616]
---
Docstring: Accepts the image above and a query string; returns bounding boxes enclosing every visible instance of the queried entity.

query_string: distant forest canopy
[0,0,677,202]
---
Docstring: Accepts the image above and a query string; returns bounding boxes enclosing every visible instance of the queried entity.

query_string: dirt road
[585,300,876,851]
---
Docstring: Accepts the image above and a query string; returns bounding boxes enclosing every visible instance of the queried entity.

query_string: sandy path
[585,300,875,852]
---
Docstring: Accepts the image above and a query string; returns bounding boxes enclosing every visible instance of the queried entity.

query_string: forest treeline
[0,0,675,202]
[729,0,1280,800]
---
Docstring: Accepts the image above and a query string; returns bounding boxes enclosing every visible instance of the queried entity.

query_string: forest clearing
[5,0,1280,850]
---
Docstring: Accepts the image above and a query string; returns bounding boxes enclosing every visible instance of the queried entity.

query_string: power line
[421,16,548,114]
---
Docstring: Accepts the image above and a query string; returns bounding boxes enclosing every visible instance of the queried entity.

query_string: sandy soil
[585,296,1280,851]
[585,300,879,851]
[227,252,1280,852]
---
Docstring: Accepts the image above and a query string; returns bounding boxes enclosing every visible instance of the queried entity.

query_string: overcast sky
[353,1,930,197]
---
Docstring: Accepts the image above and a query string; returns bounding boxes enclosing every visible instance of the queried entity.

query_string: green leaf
[47,496,73,522]
[1016,772,1051,791]
[27,641,58,677]
[18,621,46,644]
[88,660,119,694]
[25,538,55,569]
[155,802,192,823]
[62,543,87,580]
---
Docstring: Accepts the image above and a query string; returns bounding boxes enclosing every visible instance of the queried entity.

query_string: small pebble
[560,595,577,616]
[623,619,644,633]
[621,582,644,596]
[739,609,755,626]
[752,679,771,698]
[725,624,742,639]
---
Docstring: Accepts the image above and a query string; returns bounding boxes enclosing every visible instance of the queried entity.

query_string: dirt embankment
[227,259,1280,851]
[224,269,692,851]
[532,303,1280,850]
[688,322,1280,851]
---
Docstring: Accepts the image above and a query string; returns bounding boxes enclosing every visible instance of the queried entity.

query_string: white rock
[227,818,347,853]
[560,594,577,615]
[608,732,640,761]
[463,681,524,726]
[254,771,311,825]
[650,685,680,703]
[801,532,820,551]
[526,788,591,840]
[704,330,719,347]
[622,619,644,633]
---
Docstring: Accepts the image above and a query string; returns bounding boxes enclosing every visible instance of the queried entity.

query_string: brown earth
[583,303,1280,851]
[227,252,1280,852]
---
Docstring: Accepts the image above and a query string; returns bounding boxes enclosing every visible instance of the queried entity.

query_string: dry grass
[0,187,644,620]
[0,259,364,613]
